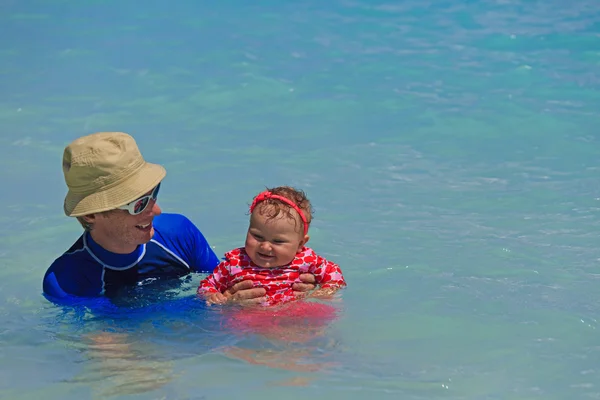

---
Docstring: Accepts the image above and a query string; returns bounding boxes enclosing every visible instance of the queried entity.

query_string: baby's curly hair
[250,186,313,233]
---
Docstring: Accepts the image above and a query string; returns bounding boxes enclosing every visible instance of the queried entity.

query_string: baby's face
[245,208,307,268]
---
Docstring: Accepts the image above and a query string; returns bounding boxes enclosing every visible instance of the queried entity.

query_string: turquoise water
[2,0,600,398]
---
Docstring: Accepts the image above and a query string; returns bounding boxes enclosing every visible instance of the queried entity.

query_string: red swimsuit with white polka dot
[198,247,346,306]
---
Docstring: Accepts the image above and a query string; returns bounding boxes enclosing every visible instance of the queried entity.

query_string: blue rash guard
[42,213,220,302]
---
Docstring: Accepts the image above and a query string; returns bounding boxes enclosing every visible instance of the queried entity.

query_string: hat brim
[64,162,166,217]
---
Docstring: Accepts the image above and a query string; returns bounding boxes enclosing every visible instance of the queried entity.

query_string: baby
[198,186,346,306]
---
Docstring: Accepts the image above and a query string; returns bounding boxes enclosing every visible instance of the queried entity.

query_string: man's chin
[136,226,155,243]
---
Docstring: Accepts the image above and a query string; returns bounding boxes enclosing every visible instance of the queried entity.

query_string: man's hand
[223,280,266,305]
[205,292,227,305]
[308,287,340,300]
[292,273,316,298]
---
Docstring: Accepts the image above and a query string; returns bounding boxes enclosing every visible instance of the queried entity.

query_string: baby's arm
[308,256,347,299]
[197,262,231,305]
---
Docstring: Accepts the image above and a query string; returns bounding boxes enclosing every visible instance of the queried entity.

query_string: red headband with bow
[249,191,308,236]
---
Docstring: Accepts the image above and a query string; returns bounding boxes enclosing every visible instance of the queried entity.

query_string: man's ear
[82,214,96,224]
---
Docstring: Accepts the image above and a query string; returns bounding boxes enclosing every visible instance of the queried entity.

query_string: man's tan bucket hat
[62,132,166,217]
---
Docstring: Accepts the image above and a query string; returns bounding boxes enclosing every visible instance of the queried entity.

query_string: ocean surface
[1,0,600,398]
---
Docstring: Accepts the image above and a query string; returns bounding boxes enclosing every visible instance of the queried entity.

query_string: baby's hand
[205,292,227,305]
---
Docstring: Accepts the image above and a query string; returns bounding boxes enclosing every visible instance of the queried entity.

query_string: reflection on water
[69,332,175,397]
[30,282,347,397]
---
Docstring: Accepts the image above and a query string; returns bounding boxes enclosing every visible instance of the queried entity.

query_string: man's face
[85,187,162,254]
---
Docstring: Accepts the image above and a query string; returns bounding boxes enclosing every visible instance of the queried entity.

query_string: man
[43,131,315,304]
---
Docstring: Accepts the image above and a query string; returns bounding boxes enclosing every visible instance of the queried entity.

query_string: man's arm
[171,214,220,272]
[43,253,104,300]
[43,270,70,299]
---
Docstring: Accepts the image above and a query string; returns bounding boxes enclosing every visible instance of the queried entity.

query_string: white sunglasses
[118,183,161,215]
